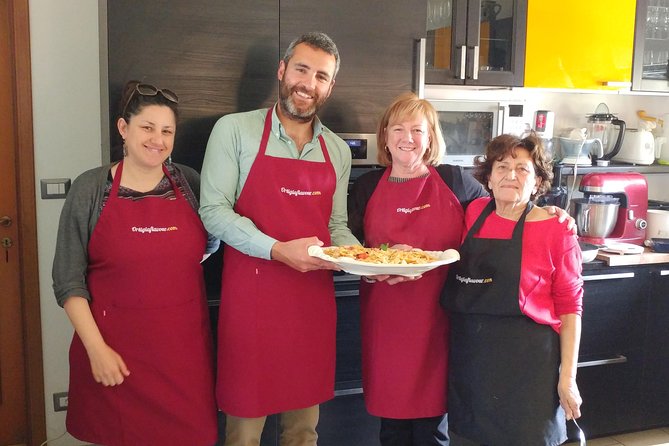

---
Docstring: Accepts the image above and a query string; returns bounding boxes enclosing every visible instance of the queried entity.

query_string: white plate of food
[308,245,460,277]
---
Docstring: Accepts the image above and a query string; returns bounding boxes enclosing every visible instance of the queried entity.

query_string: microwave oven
[338,100,527,167]
[429,100,528,166]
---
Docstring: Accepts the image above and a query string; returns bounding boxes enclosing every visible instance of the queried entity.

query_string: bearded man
[199,32,359,446]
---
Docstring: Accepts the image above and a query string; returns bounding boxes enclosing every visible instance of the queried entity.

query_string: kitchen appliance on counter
[574,172,648,246]
[427,100,528,166]
[586,103,626,166]
[656,136,669,164]
[646,209,669,240]
[614,125,656,165]
[556,137,603,166]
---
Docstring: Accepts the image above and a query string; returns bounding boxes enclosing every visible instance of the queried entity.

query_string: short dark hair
[473,133,553,200]
[283,32,340,79]
[118,80,179,122]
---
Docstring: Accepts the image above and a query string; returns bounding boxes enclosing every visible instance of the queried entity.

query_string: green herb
[379,243,389,251]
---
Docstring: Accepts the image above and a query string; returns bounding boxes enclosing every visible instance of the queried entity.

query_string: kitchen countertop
[594,247,669,266]
[582,248,669,270]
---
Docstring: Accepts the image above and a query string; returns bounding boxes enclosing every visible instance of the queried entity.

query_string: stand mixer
[575,172,648,246]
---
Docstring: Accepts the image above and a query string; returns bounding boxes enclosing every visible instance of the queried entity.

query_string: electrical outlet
[53,391,68,412]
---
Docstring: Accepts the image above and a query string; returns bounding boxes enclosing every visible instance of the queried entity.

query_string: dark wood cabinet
[279,0,427,133]
[571,262,669,440]
[107,0,279,170]
[425,0,526,86]
[642,266,669,426]
[572,267,650,439]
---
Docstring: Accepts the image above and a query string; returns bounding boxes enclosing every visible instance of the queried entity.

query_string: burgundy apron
[442,200,566,446]
[360,166,463,418]
[216,108,337,417]
[66,161,217,446]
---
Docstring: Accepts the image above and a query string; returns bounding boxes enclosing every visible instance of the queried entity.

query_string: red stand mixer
[575,172,648,246]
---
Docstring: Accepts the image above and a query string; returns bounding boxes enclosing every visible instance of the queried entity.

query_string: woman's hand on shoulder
[543,205,577,233]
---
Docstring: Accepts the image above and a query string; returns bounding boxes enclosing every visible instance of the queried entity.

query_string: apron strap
[465,199,533,242]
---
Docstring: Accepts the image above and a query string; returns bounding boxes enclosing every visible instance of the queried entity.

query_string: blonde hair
[376,92,446,167]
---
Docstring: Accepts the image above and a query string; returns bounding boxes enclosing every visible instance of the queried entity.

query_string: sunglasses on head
[121,83,179,117]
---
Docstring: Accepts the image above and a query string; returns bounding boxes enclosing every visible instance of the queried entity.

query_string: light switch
[40,178,71,199]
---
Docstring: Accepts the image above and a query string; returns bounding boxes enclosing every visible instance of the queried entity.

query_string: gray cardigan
[51,162,210,307]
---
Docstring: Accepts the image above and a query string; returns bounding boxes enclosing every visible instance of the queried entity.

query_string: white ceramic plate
[599,242,645,255]
[308,245,460,277]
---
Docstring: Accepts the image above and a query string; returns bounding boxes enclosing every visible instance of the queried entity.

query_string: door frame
[7,1,46,444]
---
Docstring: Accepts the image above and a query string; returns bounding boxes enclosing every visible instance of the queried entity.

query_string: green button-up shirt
[199,106,359,260]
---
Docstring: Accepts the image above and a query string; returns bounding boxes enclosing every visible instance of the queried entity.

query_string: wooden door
[0,1,28,443]
[0,1,44,445]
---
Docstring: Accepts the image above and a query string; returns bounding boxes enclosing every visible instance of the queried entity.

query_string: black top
[347,164,488,243]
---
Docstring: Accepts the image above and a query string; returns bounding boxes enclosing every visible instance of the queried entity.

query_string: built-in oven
[333,272,364,396]
[339,133,379,166]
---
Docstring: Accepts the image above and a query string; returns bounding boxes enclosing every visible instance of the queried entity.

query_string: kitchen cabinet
[572,266,650,439]
[525,0,636,90]
[571,261,669,441]
[425,0,527,86]
[279,0,426,133]
[107,0,279,170]
[632,0,669,92]
[641,266,669,426]
[318,394,380,445]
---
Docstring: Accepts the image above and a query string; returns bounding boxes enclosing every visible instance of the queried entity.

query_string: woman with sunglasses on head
[52,80,219,446]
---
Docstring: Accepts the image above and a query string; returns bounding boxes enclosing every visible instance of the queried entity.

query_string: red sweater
[465,198,583,332]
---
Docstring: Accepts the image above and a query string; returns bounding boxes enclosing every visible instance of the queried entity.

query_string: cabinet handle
[458,45,466,80]
[335,290,360,298]
[583,272,635,281]
[577,354,627,368]
[334,387,363,397]
[602,81,632,88]
[413,38,426,99]
[471,45,480,80]
[661,270,669,276]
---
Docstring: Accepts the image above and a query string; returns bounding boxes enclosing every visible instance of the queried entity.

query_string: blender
[586,103,626,166]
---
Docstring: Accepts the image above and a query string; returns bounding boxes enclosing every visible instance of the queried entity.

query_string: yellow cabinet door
[525,0,635,89]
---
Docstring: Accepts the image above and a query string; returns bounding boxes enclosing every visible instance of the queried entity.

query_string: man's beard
[278,79,327,123]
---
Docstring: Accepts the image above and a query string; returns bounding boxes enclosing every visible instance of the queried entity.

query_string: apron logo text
[397,204,431,214]
[131,226,178,234]
[455,274,493,284]
[280,187,322,197]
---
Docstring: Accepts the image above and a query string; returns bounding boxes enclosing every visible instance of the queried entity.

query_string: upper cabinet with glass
[424,0,527,86]
[632,0,669,92]
[525,1,635,90]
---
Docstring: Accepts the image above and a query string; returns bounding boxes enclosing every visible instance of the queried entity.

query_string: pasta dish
[323,245,437,265]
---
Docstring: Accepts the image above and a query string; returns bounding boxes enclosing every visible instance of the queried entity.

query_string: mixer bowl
[573,199,620,238]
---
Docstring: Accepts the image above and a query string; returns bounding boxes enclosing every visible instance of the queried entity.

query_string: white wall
[30,0,102,444]
[425,86,669,201]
